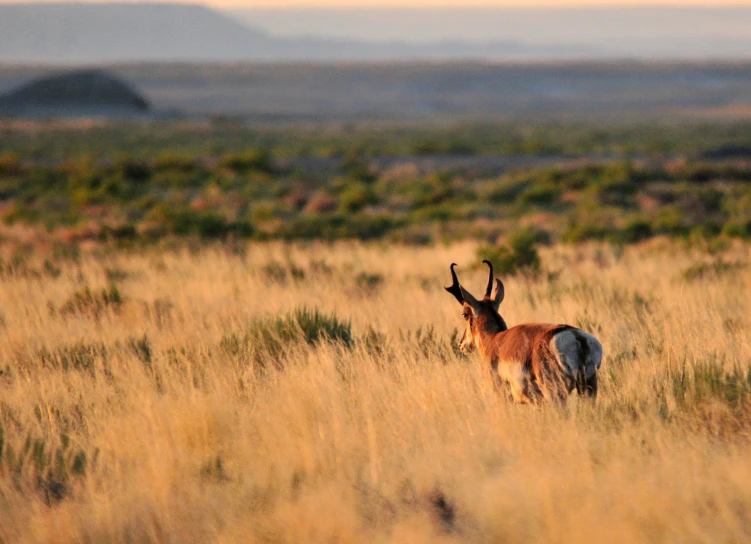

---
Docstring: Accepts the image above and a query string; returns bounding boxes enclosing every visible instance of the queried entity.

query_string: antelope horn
[482,259,494,298]
[444,263,464,304]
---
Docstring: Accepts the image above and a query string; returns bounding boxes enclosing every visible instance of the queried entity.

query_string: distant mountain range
[0,2,593,64]
[0,3,749,64]
[232,7,751,60]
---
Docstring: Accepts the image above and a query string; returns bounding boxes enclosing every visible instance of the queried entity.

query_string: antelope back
[488,323,574,372]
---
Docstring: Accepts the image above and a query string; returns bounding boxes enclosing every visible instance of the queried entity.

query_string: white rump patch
[578,330,603,371]
[551,329,603,379]
[551,331,581,376]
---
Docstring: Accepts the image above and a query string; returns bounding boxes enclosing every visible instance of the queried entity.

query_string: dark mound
[0,70,149,117]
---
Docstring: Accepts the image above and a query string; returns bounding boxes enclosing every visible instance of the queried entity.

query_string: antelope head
[445,261,508,353]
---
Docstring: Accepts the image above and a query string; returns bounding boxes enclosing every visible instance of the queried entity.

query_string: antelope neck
[474,314,507,357]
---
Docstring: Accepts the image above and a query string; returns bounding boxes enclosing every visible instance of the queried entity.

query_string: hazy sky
[220,0,751,6]
[239,0,751,5]
[2,0,751,6]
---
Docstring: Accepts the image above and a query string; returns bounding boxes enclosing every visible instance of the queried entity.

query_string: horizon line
[2,1,751,8]
[214,0,751,7]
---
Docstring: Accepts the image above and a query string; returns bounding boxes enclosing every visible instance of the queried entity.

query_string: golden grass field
[2,240,751,543]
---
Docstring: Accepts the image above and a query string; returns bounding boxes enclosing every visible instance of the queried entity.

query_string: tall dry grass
[2,240,751,543]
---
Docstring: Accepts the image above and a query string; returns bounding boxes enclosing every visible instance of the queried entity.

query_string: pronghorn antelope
[445,261,602,403]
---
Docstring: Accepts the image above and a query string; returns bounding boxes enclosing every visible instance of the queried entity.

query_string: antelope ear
[491,278,505,311]
[460,286,482,315]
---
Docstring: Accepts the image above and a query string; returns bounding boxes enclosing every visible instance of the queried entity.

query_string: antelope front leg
[500,363,536,404]
[489,359,502,389]
[509,378,536,404]
[489,359,513,401]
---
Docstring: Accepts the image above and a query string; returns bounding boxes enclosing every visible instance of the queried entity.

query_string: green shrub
[410,204,456,222]
[681,259,747,281]
[114,157,151,183]
[355,272,384,294]
[99,223,138,241]
[3,203,40,225]
[221,307,353,370]
[692,187,724,213]
[690,221,722,241]
[336,214,396,240]
[151,154,207,189]
[653,207,690,236]
[659,356,751,417]
[279,214,344,240]
[360,326,389,356]
[615,219,653,244]
[261,261,306,284]
[343,154,376,183]
[518,183,562,206]
[409,175,454,208]
[287,307,352,347]
[477,228,541,276]
[154,153,199,173]
[722,220,751,239]
[562,219,613,243]
[39,341,108,377]
[595,179,639,206]
[43,259,62,278]
[0,152,21,176]
[220,149,273,174]
[339,183,378,213]
[484,177,530,204]
[0,429,91,505]
[589,163,640,206]
[59,285,123,318]
[155,207,253,239]
[126,335,153,365]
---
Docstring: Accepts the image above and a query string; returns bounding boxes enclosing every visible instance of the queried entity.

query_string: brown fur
[474,316,576,402]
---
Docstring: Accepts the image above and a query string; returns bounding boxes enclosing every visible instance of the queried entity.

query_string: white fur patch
[551,331,581,377]
[497,360,526,384]
[551,329,603,379]
[496,360,534,403]
[578,330,603,371]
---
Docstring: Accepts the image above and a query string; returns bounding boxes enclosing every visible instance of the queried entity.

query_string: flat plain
[2,62,751,121]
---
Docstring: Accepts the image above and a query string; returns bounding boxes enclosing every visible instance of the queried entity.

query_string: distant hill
[0,3,272,63]
[232,7,751,60]
[2,3,750,63]
[0,2,588,63]
[0,70,149,117]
